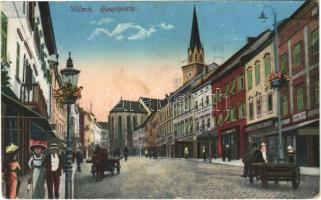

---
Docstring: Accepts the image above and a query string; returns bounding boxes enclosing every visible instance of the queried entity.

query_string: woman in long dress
[4,143,21,199]
[28,144,47,199]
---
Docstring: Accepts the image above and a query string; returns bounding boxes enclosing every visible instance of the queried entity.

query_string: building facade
[211,31,272,160]
[276,1,319,166]
[1,2,58,174]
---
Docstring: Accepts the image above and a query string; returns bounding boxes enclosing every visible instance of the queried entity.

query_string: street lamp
[259,5,284,163]
[207,127,212,163]
[54,52,81,198]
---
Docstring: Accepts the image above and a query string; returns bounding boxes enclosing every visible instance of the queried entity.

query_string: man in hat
[4,143,21,199]
[28,141,47,199]
[44,143,63,199]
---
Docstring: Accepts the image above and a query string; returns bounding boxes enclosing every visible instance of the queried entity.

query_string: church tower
[182,6,205,84]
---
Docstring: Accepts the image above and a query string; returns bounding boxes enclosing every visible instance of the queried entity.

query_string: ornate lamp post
[259,5,285,163]
[54,52,81,198]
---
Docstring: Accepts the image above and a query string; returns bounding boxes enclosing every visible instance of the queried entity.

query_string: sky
[49,1,305,121]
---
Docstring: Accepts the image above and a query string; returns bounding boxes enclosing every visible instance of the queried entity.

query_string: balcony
[23,83,48,117]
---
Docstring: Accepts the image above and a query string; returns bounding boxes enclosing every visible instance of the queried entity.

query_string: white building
[133,124,146,156]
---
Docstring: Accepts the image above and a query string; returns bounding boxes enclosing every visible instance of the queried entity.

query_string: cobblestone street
[74,157,319,199]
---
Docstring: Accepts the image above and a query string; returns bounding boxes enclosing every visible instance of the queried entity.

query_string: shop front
[221,127,240,160]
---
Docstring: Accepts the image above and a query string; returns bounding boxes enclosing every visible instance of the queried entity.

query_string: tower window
[189,55,192,62]
[200,54,203,62]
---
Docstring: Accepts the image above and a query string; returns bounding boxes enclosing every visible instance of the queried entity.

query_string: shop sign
[245,119,274,132]
[221,128,236,135]
[275,118,291,126]
[293,111,306,122]
[298,128,319,135]
[308,108,319,118]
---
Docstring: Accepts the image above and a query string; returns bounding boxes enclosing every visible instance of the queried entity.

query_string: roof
[208,30,273,83]
[133,112,155,131]
[38,2,57,55]
[140,97,163,112]
[189,6,202,50]
[110,99,147,113]
[97,122,108,129]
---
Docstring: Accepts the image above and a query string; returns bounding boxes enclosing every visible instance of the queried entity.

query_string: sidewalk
[164,157,320,176]
[3,164,77,199]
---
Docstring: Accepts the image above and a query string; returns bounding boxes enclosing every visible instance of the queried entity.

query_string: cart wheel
[292,166,300,190]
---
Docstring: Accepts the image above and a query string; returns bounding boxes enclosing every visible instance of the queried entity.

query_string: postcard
[1,1,319,199]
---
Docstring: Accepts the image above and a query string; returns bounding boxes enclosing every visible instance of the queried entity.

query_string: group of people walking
[3,142,65,199]
[144,149,158,160]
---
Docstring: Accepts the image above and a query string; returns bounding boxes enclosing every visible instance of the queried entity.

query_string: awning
[175,135,194,142]
[2,89,52,132]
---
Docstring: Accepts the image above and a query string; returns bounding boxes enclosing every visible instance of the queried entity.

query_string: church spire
[189,6,202,50]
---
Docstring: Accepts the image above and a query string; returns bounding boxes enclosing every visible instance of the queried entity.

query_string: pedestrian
[184,147,189,159]
[153,150,158,160]
[222,145,227,162]
[28,141,47,199]
[260,142,267,163]
[202,146,206,162]
[287,146,296,163]
[149,149,152,160]
[226,144,231,161]
[76,148,84,172]
[251,143,265,163]
[145,149,148,158]
[124,146,129,161]
[4,143,21,199]
[241,143,254,178]
[44,143,63,199]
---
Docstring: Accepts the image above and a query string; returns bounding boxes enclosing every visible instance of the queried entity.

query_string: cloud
[88,22,156,41]
[158,22,174,30]
[90,17,113,25]
[127,26,156,40]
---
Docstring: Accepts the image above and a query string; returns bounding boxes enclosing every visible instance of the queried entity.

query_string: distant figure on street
[149,150,152,160]
[153,150,158,160]
[145,149,148,158]
[4,143,21,199]
[251,143,265,164]
[76,148,84,172]
[226,144,231,161]
[184,147,189,159]
[242,143,256,178]
[202,146,206,162]
[124,146,129,161]
[222,145,226,161]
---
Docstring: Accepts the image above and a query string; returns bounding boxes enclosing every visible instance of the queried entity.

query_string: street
[74,157,319,199]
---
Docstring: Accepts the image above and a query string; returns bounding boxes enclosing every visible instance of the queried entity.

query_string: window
[206,118,210,128]
[238,103,245,119]
[255,63,260,85]
[15,43,20,80]
[1,12,8,60]
[189,55,192,62]
[247,70,252,90]
[264,55,271,77]
[280,53,287,73]
[206,96,209,105]
[225,83,230,95]
[249,102,254,120]
[312,79,319,106]
[267,93,273,112]
[231,107,237,121]
[231,79,236,93]
[257,98,262,117]
[196,122,199,131]
[282,96,288,117]
[224,112,230,123]
[238,75,245,91]
[311,29,319,54]
[195,101,198,110]
[296,87,304,111]
[293,42,302,65]
[212,93,216,104]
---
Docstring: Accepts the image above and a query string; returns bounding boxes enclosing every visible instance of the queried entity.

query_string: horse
[92,147,108,181]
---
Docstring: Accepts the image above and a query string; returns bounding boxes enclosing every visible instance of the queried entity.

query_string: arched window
[189,55,192,62]
[118,116,122,145]
[133,115,137,129]
[127,115,131,132]
[195,54,197,62]
[200,54,203,62]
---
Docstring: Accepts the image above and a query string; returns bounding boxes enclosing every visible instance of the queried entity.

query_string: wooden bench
[249,163,300,189]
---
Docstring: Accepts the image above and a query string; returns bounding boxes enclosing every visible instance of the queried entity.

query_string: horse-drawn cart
[86,156,123,177]
[249,163,300,189]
